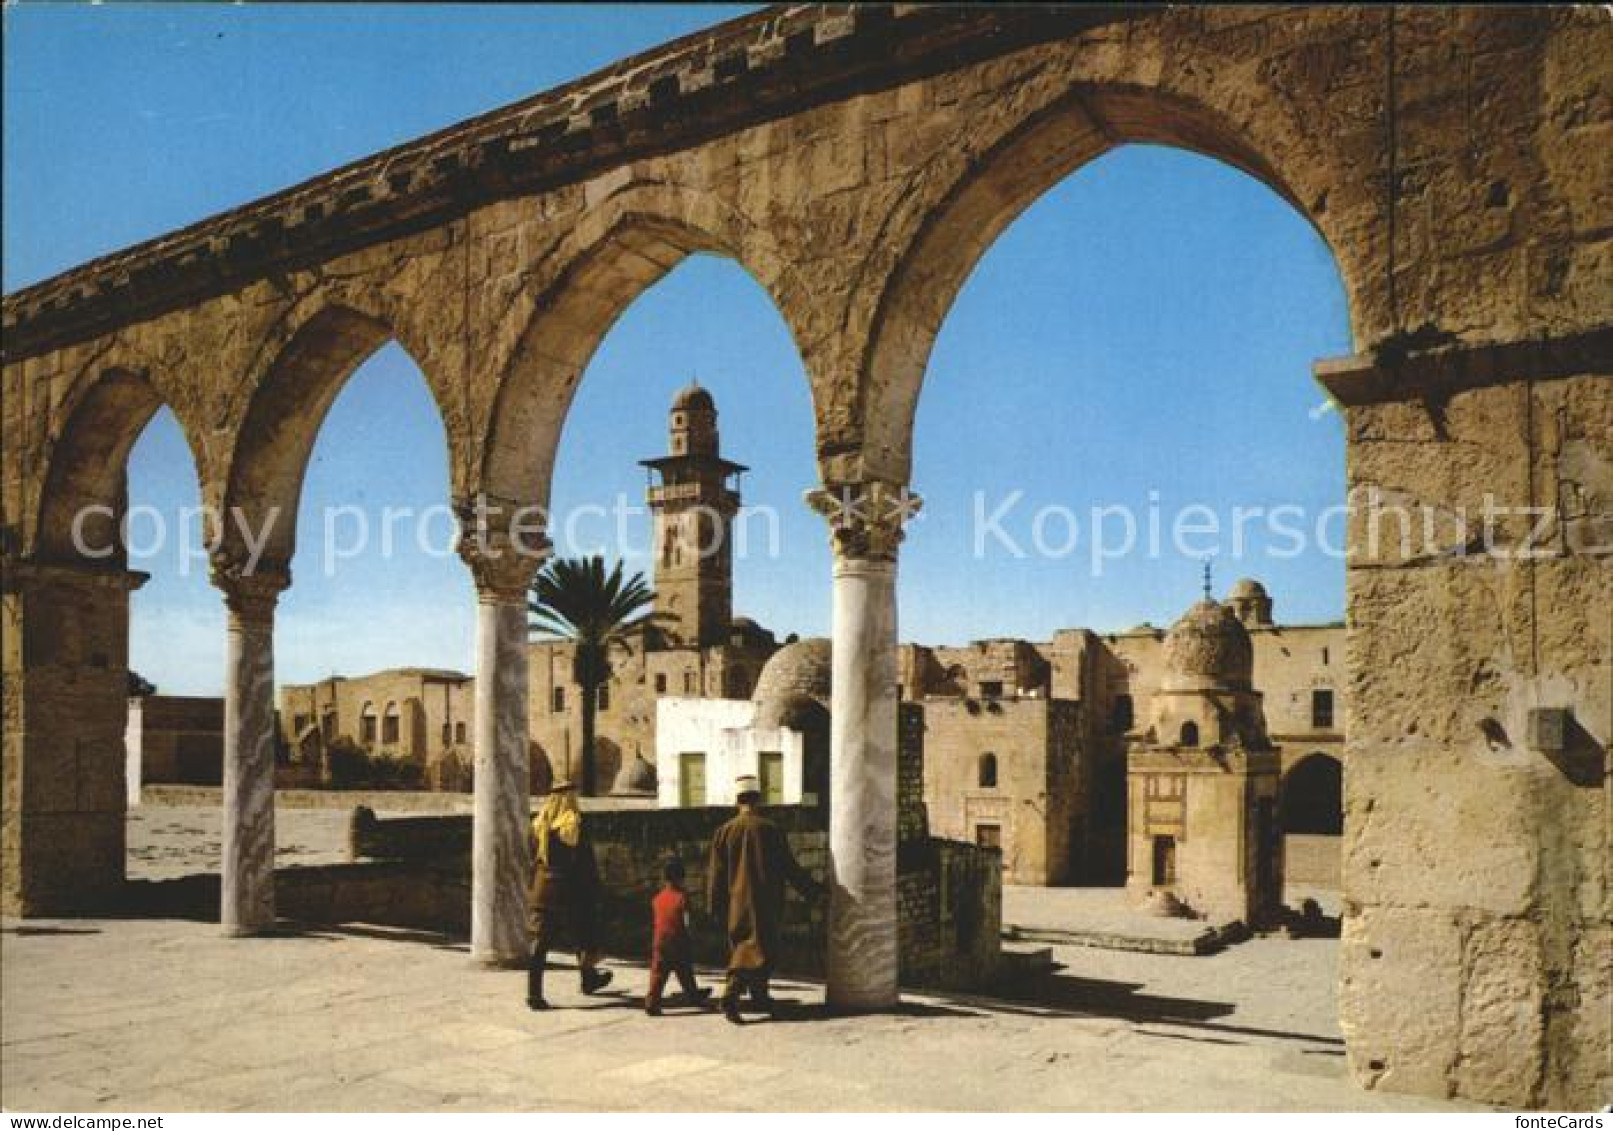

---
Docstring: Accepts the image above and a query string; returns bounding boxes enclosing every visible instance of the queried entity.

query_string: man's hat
[550,779,576,793]
[734,774,761,797]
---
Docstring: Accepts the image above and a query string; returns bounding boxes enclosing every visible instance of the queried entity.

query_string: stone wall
[4,3,1608,1109]
[920,697,1086,885]
[122,862,472,935]
[350,799,1002,991]
[125,694,224,792]
[141,783,480,814]
[1332,371,1611,1110]
[277,669,476,789]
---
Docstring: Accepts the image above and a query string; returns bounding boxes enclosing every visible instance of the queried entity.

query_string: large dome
[752,637,831,728]
[1162,599,1254,689]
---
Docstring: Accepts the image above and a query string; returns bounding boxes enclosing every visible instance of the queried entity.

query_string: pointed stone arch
[475,180,823,514]
[854,79,1367,484]
[218,297,458,569]
[33,344,209,565]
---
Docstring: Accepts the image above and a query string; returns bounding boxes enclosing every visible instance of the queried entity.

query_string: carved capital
[454,495,551,604]
[460,536,550,604]
[805,480,922,563]
[209,550,290,628]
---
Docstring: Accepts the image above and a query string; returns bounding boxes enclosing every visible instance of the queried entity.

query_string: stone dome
[671,381,714,412]
[1162,599,1254,690]
[752,637,831,728]
[1228,577,1268,600]
[1226,577,1275,627]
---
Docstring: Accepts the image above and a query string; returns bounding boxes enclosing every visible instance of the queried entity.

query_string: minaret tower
[640,382,746,647]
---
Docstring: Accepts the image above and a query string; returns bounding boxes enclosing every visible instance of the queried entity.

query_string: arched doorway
[1283,752,1344,835]
[1283,752,1343,894]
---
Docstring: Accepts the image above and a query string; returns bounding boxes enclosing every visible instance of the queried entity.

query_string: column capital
[459,538,550,604]
[806,480,922,563]
[209,550,290,628]
[454,495,551,604]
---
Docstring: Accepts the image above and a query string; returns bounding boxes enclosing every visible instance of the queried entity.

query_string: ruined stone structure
[3,6,1608,1107]
[902,579,1343,889]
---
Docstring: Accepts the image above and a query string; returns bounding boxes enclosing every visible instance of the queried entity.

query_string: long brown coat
[707,809,817,971]
[526,824,602,951]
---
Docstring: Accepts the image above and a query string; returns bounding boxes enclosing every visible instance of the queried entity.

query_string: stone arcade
[2,6,1608,1109]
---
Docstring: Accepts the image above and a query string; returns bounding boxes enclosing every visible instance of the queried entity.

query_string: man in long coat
[707,774,824,1023]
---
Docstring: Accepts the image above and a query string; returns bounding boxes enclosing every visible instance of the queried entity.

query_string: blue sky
[5,5,1350,696]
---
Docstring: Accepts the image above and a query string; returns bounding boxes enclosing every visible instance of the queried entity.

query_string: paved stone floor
[1,912,1488,1112]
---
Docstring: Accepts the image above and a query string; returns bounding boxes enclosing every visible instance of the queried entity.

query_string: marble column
[808,481,920,1011]
[211,559,289,937]
[459,523,547,967]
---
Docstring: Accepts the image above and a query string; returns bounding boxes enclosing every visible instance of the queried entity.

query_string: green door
[759,751,785,805]
[678,752,706,807]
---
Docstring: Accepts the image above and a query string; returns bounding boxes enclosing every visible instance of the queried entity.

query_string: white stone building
[655,637,832,810]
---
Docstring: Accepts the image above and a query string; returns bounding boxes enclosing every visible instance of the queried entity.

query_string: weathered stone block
[1340,905,1464,1098]
[1456,917,1546,1105]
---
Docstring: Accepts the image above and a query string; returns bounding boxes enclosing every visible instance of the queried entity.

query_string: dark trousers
[722,966,773,1005]
[647,945,702,1009]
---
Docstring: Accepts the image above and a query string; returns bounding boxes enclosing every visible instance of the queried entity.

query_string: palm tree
[528,555,657,795]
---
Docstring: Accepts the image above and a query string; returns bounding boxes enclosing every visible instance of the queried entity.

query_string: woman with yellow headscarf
[526,780,612,1009]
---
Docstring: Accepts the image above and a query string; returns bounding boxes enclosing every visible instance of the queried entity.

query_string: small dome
[672,382,714,412]
[1228,578,1268,600]
[752,637,831,728]
[731,616,762,631]
[1162,599,1254,689]
[1226,577,1275,627]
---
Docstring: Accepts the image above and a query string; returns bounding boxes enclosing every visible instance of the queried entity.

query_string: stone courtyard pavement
[2,912,1488,1112]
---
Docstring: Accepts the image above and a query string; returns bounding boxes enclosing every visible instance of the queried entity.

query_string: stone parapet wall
[141,784,479,814]
[349,802,1002,991]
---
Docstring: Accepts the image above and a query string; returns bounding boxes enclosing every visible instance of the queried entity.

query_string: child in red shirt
[645,855,712,1015]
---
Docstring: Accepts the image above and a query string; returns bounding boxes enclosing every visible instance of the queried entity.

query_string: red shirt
[652,885,689,945]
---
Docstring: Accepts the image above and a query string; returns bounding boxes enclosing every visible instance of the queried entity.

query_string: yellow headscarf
[532,789,581,867]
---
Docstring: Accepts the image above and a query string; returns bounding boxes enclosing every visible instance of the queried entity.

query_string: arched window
[382,702,400,745]
[360,702,378,745]
[1179,721,1200,748]
[978,752,998,789]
